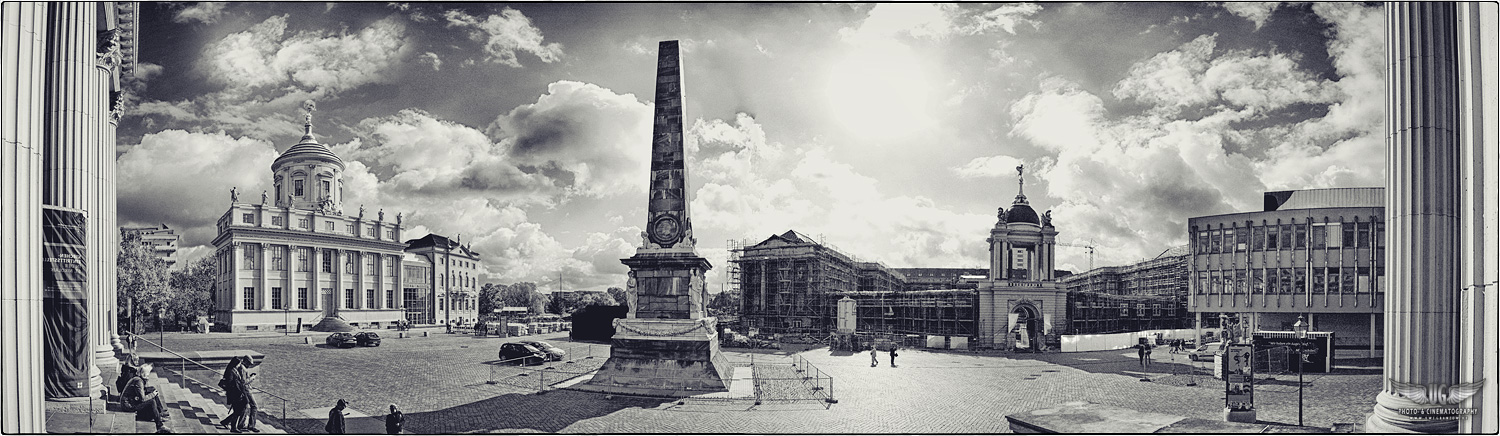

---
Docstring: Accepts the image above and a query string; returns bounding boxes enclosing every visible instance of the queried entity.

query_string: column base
[581,318,730,395]
[86,364,103,399]
[95,343,119,369]
[1223,407,1256,423]
[1365,390,1460,433]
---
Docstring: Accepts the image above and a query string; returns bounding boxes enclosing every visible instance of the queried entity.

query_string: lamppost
[1293,314,1307,427]
[157,307,166,352]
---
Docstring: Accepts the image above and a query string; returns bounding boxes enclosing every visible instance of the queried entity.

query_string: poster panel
[42,207,89,399]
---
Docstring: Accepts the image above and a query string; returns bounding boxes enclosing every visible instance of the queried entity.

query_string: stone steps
[153,368,286,434]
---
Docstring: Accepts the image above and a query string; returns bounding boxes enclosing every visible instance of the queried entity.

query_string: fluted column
[91,42,119,373]
[1456,2,1497,434]
[259,243,270,310]
[42,1,101,401]
[3,2,51,430]
[1369,3,1463,433]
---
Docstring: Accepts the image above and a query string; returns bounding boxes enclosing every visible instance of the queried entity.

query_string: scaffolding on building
[730,232,856,336]
[839,290,977,339]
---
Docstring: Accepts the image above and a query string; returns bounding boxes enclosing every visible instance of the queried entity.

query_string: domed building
[210,113,407,332]
[977,166,1064,350]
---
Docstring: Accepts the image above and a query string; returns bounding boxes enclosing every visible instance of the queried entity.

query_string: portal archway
[1012,302,1042,351]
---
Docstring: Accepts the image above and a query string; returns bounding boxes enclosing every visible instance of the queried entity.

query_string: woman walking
[218,357,245,430]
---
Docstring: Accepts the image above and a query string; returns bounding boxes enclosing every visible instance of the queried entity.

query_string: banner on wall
[1043,313,1053,335]
[1007,313,1019,333]
[42,207,89,399]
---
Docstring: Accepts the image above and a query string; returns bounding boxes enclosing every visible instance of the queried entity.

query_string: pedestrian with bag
[218,356,245,430]
[889,345,899,367]
[326,399,349,434]
[122,363,172,433]
[385,403,405,435]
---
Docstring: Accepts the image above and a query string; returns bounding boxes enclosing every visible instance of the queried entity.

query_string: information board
[1223,344,1254,411]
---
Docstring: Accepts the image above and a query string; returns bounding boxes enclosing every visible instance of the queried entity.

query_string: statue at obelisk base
[576,41,731,395]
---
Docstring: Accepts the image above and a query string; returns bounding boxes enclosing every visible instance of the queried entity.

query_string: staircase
[154,368,287,434]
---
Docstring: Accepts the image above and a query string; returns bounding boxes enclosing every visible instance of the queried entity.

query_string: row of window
[436,296,476,312]
[231,245,397,275]
[1194,266,1385,294]
[242,287,398,310]
[1073,302,1174,318]
[1194,220,1383,254]
[243,213,395,239]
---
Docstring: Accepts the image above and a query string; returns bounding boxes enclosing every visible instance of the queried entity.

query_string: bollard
[399,332,405,339]
[423,331,429,337]
[304,336,310,344]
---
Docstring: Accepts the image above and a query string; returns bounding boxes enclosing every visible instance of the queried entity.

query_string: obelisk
[582,41,730,395]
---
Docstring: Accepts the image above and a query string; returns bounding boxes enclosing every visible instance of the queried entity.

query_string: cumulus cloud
[419,52,442,70]
[995,4,1384,269]
[488,80,653,198]
[173,2,228,24]
[689,114,993,270]
[202,15,412,95]
[840,3,1041,43]
[117,130,279,247]
[443,8,563,68]
[953,155,1027,179]
[1222,2,1281,30]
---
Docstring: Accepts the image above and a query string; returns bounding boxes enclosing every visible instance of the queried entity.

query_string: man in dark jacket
[123,363,171,433]
[385,404,405,434]
[326,399,348,434]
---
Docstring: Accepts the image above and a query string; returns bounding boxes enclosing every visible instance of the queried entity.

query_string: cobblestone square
[152,329,1381,433]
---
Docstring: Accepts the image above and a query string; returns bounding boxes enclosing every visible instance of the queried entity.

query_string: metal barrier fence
[132,337,292,431]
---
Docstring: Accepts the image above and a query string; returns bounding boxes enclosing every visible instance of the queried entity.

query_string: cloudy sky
[119,2,1386,292]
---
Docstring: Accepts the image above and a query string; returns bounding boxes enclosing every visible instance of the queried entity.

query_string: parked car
[325,332,357,348]
[1188,341,1225,361]
[520,340,566,361]
[498,342,546,366]
[354,331,381,347]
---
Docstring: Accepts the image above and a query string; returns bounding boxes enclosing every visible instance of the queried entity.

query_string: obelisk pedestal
[579,41,730,395]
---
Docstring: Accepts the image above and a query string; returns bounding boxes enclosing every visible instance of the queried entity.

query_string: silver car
[1187,342,1225,361]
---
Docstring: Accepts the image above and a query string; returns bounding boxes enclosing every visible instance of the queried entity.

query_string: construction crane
[1055,240,1097,271]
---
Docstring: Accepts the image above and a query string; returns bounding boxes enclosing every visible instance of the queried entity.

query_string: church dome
[1006,203,1040,225]
[271,120,343,172]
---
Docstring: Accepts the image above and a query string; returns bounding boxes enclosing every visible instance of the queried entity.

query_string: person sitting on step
[122,363,171,433]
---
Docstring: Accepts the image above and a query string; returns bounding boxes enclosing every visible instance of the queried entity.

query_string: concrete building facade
[403,234,481,326]
[1187,188,1385,356]
[211,116,407,332]
[121,224,179,269]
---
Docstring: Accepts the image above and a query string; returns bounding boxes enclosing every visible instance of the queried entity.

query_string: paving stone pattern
[149,330,1379,433]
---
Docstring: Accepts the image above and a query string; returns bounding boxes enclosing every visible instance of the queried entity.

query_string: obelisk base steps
[579,318,731,395]
[309,315,356,332]
[1364,391,1460,433]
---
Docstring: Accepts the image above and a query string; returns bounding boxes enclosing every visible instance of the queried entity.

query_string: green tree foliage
[117,232,169,333]
[166,256,216,330]
[543,292,618,315]
[478,283,504,316]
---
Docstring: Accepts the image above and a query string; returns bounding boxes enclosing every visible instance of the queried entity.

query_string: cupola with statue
[986,164,1059,281]
[271,100,346,214]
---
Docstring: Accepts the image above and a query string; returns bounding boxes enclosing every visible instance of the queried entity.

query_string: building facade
[404,234,480,326]
[892,267,986,291]
[855,262,905,293]
[400,253,433,324]
[1187,188,1385,356]
[211,116,407,332]
[121,224,180,269]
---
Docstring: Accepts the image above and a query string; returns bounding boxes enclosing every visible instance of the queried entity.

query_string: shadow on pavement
[397,390,668,433]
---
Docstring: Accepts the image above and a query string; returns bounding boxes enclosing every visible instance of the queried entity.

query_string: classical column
[1368,3,1463,433]
[91,36,119,372]
[308,246,320,311]
[3,2,51,430]
[42,2,102,401]
[1456,2,1498,433]
[259,243,270,310]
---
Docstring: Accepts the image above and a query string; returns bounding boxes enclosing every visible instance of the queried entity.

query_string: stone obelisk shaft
[644,40,692,249]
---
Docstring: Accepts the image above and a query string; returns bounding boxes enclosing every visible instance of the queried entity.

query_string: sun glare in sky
[824,41,935,140]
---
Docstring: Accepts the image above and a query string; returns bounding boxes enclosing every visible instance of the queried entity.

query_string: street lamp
[1293,314,1307,427]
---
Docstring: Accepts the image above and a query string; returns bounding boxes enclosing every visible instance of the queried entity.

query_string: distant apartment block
[122,224,180,269]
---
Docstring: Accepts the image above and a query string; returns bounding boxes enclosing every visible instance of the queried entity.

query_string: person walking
[326,399,349,434]
[1136,341,1152,368]
[234,355,261,432]
[218,356,245,430]
[869,345,879,367]
[385,404,405,435]
[122,363,172,433]
[889,345,899,367]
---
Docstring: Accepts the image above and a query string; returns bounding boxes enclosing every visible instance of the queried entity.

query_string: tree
[166,256,215,331]
[579,292,617,308]
[479,283,506,317]
[545,292,575,315]
[117,232,170,333]
[500,282,547,314]
[606,287,627,306]
[708,291,739,315]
